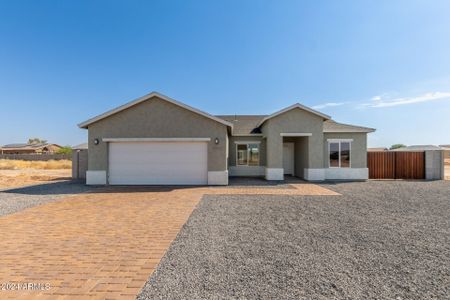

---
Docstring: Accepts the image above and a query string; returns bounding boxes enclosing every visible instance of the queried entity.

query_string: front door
[283,143,294,175]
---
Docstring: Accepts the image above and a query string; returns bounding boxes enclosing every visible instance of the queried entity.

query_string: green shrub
[56,146,72,155]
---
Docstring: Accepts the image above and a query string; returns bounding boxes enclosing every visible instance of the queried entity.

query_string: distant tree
[390,144,407,150]
[56,146,72,155]
[28,138,47,145]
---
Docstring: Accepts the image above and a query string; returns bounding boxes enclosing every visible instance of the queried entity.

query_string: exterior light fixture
[94,138,100,145]
[214,138,219,145]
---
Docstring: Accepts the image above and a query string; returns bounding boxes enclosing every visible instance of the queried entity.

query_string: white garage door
[108,142,208,185]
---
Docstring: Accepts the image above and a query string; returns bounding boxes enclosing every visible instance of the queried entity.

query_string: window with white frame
[236,143,259,166]
[328,140,351,168]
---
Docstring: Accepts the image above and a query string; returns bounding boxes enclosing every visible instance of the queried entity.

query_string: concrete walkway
[0,183,338,299]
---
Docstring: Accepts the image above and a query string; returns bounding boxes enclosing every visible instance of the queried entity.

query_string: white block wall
[425,150,444,180]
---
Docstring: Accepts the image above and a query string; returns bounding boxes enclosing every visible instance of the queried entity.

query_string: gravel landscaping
[0,180,91,217]
[138,180,450,299]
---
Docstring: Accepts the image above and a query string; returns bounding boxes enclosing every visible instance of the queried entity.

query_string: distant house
[368,147,388,152]
[72,143,88,150]
[0,143,62,154]
[391,145,450,160]
[391,145,444,151]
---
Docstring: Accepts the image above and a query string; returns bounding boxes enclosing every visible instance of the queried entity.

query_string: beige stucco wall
[294,137,309,178]
[87,96,228,172]
[228,136,266,166]
[323,132,368,168]
[261,108,324,169]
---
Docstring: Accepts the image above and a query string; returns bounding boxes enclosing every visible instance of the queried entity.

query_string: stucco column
[265,134,284,180]
[308,133,324,168]
[303,134,326,181]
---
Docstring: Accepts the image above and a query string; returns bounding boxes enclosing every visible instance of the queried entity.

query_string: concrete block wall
[0,154,71,161]
[425,150,444,180]
[72,150,88,179]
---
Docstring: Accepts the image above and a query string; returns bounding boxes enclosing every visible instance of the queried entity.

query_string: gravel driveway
[138,180,450,299]
[0,180,91,217]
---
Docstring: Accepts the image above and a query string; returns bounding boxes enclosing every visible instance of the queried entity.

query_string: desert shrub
[56,146,72,155]
[390,144,407,150]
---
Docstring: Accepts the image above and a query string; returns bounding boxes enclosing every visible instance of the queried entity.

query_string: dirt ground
[0,159,71,170]
[0,169,71,190]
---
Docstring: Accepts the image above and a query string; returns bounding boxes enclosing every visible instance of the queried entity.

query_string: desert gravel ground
[0,180,91,217]
[138,180,450,299]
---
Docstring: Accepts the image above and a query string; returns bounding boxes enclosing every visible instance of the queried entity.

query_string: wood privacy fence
[0,154,72,161]
[367,151,425,179]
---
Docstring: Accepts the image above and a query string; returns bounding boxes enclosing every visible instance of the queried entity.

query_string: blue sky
[0,0,449,147]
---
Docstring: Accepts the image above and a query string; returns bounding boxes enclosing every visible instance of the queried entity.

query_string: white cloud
[365,92,450,108]
[371,96,382,101]
[313,91,450,111]
[312,102,345,109]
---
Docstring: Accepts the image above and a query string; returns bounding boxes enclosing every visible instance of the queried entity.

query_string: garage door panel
[108,142,208,185]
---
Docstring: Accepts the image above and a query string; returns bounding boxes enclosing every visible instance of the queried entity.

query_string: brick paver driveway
[0,183,337,299]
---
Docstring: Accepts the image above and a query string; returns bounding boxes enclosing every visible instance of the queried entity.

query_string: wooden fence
[368,151,425,179]
[0,154,72,161]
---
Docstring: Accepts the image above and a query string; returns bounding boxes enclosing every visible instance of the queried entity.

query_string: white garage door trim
[103,137,211,142]
[108,141,208,185]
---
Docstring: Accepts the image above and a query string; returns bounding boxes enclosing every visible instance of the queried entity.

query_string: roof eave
[324,128,376,133]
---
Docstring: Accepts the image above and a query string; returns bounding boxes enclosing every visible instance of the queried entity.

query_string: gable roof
[323,120,375,133]
[216,115,266,135]
[2,143,29,148]
[78,91,233,129]
[256,103,331,127]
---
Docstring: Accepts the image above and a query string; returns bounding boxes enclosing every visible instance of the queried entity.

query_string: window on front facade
[248,144,259,166]
[329,141,351,168]
[237,144,248,165]
[236,143,260,166]
[329,142,339,167]
[340,142,350,168]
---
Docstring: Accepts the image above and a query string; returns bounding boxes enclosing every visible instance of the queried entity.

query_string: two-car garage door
[108,142,208,185]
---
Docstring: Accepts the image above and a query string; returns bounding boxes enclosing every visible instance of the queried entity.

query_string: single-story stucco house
[78,92,375,185]
[0,143,62,154]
